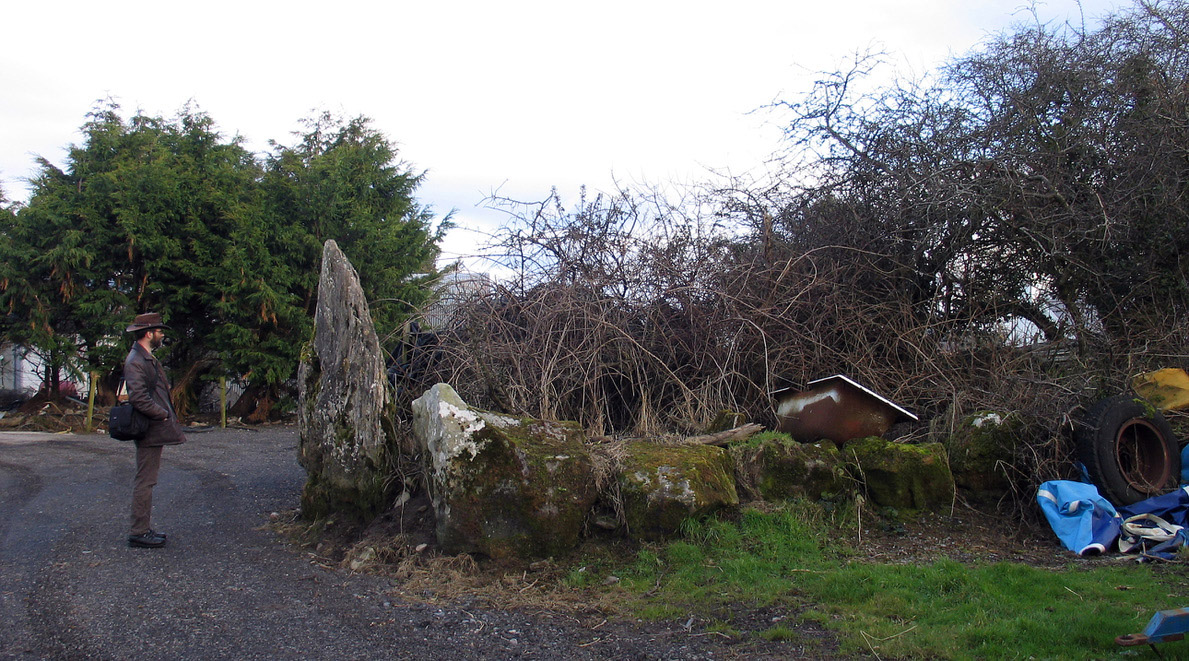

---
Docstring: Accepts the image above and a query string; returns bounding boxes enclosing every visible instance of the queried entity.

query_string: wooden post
[85,371,98,433]
[220,378,227,428]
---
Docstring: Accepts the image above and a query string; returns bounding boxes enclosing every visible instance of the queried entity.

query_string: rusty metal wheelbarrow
[1117,607,1189,649]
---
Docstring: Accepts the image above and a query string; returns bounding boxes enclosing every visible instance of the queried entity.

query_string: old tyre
[1074,395,1180,506]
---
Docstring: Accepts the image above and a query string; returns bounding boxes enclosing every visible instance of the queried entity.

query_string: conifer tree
[0,105,442,411]
[262,113,443,350]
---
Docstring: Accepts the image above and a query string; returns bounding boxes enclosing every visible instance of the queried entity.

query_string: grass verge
[278,499,1189,659]
[575,501,1189,659]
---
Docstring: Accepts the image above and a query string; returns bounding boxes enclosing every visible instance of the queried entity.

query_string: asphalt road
[0,426,806,660]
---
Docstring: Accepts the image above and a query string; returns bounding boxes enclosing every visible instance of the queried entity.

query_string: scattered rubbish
[1117,608,1189,648]
[1074,395,1179,505]
[1037,482,1189,561]
[1075,368,1189,506]
[772,375,917,443]
[1131,368,1189,412]
[1036,480,1120,556]
[1118,513,1187,556]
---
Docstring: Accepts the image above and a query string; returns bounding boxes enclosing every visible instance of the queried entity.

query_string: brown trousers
[130,444,164,535]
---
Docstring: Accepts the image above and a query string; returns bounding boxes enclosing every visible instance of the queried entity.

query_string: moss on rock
[618,442,739,541]
[943,411,1020,502]
[296,242,403,524]
[729,432,851,502]
[413,385,598,559]
[844,437,955,512]
[299,465,392,522]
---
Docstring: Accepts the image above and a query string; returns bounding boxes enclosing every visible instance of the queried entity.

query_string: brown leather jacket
[123,343,186,447]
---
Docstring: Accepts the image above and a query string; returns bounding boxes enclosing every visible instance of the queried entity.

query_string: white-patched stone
[412,383,489,474]
[410,383,599,559]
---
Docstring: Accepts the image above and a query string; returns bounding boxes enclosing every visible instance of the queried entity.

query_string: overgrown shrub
[407,1,1189,512]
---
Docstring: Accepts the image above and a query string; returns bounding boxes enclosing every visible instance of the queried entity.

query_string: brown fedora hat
[125,312,171,333]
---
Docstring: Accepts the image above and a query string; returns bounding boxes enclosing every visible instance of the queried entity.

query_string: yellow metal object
[86,371,98,432]
[1132,368,1189,412]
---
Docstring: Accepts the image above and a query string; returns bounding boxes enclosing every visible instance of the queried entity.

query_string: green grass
[734,430,796,448]
[759,624,802,642]
[578,501,1189,659]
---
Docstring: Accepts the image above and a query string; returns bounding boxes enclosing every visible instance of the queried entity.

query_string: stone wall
[295,243,966,558]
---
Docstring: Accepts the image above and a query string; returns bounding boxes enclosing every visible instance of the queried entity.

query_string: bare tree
[401,0,1189,511]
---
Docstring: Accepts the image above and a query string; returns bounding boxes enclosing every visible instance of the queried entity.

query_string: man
[123,312,186,548]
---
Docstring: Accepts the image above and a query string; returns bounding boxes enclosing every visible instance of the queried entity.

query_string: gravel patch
[0,425,837,659]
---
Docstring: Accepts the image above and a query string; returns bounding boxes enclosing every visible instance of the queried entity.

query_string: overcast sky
[3,1,1127,266]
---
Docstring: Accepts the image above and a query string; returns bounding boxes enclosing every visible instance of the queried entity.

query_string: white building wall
[0,344,43,393]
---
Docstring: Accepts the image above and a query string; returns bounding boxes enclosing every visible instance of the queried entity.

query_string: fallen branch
[682,423,764,447]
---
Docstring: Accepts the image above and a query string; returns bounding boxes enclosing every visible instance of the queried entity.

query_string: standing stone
[298,240,399,521]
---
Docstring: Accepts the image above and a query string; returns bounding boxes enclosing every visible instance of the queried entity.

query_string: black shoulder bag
[109,376,151,442]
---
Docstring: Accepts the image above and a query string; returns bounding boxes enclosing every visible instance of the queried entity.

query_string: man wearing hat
[123,312,186,548]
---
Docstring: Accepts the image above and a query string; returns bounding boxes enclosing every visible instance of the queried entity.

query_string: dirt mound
[0,396,97,433]
[0,396,276,435]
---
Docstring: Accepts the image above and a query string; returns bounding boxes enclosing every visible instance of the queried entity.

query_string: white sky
[2,1,1126,267]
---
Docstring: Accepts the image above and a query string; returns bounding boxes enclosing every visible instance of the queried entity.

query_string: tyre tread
[1074,395,1178,505]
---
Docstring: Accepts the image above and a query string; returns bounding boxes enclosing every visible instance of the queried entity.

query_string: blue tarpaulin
[1038,482,1189,559]
[1037,480,1121,556]
[1119,486,1189,526]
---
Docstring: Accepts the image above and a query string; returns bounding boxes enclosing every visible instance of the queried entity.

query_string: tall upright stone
[298,240,398,520]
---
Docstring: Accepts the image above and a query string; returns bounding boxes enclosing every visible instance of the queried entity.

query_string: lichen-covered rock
[297,240,399,521]
[844,437,955,512]
[730,433,850,502]
[411,383,598,559]
[618,442,739,540]
[944,411,1020,502]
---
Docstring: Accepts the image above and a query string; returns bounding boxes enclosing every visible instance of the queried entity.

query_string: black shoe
[128,531,167,548]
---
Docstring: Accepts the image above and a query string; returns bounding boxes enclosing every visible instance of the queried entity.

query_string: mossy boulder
[730,433,851,502]
[618,442,739,540]
[943,411,1020,502]
[411,383,598,559]
[844,437,955,512]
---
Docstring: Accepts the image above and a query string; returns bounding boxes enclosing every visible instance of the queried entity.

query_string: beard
[150,334,164,350]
